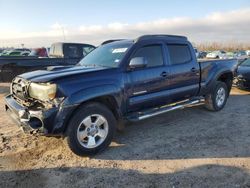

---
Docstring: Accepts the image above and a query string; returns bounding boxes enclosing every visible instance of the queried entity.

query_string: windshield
[240,59,250,66]
[78,41,132,68]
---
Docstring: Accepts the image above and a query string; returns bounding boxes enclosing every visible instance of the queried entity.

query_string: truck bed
[0,57,80,82]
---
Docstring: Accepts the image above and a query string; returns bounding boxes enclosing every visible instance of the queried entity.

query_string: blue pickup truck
[5,35,237,156]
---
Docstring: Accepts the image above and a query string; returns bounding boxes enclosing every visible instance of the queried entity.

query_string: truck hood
[19,66,108,82]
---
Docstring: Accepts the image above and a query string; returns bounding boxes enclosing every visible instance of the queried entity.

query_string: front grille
[11,77,29,104]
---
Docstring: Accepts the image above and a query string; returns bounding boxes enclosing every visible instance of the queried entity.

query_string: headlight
[28,82,57,101]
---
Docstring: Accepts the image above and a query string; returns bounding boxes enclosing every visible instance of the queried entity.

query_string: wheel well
[217,72,233,93]
[87,96,120,120]
[72,96,120,120]
[62,95,121,135]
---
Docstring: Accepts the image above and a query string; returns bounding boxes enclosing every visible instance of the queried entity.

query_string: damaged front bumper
[5,95,76,136]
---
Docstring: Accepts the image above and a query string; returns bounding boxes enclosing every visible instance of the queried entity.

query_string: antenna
[61,26,66,42]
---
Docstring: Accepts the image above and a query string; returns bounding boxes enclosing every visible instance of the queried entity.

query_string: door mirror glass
[129,57,147,69]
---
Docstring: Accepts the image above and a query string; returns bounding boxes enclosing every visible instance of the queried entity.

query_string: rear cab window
[68,45,81,58]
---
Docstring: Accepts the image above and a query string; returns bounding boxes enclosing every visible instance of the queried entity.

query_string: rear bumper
[4,95,76,136]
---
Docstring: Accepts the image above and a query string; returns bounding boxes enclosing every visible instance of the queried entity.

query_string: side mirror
[129,57,147,69]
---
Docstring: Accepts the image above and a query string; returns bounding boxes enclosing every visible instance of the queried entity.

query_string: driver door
[127,43,171,112]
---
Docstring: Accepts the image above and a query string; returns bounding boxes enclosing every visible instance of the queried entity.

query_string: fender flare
[200,68,233,96]
[63,84,121,106]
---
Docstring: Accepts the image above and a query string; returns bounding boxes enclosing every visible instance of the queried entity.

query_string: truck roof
[52,42,95,47]
[100,35,188,46]
[101,39,125,45]
[135,34,188,42]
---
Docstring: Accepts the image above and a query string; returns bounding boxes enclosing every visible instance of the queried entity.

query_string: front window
[78,41,132,68]
[9,51,21,56]
[132,45,164,67]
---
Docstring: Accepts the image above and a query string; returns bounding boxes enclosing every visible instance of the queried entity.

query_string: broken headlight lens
[28,82,57,101]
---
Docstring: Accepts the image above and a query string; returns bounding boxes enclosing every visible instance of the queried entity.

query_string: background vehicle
[198,51,207,59]
[5,35,237,156]
[0,49,31,56]
[221,52,236,59]
[2,50,23,56]
[28,47,49,57]
[0,50,9,56]
[194,48,199,58]
[246,50,250,56]
[234,58,250,90]
[206,50,226,59]
[20,51,31,56]
[234,51,248,62]
[0,42,95,82]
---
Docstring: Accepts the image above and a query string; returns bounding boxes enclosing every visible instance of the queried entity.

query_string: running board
[127,98,204,121]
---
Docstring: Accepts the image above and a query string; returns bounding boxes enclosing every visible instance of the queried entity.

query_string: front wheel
[204,81,229,111]
[66,103,116,156]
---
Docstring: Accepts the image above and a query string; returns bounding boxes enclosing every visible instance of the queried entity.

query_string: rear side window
[167,44,192,64]
[132,45,163,67]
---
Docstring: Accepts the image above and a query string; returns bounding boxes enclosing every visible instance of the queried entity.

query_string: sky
[0,0,250,47]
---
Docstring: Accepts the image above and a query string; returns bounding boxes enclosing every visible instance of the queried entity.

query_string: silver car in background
[206,50,226,59]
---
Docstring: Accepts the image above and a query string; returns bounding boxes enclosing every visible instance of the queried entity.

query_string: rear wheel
[205,81,228,111]
[66,103,116,156]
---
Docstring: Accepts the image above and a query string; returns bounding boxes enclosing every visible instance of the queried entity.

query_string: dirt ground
[0,83,250,188]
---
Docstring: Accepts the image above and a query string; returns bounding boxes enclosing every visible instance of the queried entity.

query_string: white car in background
[194,48,199,58]
[246,50,250,56]
[234,51,248,62]
[220,52,236,59]
[206,50,226,59]
[221,51,248,62]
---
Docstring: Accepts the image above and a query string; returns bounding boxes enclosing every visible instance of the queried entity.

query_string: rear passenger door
[166,43,200,103]
[127,43,171,112]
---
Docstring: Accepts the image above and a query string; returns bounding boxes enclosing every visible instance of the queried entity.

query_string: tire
[204,81,228,111]
[66,102,116,156]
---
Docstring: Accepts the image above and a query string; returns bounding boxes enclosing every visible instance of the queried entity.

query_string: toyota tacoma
[5,35,237,156]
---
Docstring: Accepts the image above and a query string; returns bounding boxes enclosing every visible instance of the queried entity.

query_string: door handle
[161,71,167,77]
[191,67,197,72]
